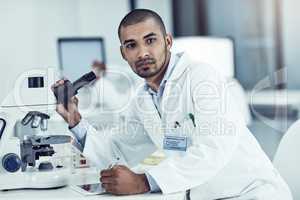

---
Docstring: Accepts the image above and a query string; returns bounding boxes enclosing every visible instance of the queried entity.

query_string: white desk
[0,186,185,200]
[0,168,185,200]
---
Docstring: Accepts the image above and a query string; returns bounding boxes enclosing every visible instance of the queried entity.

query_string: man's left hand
[100,165,150,195]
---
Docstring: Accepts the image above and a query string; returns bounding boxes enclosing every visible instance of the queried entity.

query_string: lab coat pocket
[163,120,194,157]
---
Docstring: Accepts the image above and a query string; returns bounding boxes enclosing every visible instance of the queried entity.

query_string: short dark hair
[118,9,167,40]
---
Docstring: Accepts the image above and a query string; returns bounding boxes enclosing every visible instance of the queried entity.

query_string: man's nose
[137,45,150,59]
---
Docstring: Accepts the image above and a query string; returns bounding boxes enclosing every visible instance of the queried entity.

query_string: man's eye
[126,43,136,49]
[146,38,156,44]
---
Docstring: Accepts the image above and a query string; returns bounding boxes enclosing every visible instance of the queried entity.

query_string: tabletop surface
[0,186,185,200]
[0,167,185,200]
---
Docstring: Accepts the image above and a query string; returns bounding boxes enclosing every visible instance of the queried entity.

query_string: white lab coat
[81,53,292,200]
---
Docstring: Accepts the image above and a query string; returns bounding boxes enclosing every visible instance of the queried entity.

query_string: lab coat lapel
[139,53,190,148]
[168,52,190,82]
[161,53,190,121]
[138,90,164,148]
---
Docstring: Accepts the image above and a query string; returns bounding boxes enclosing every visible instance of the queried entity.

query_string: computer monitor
[57,37,106,82]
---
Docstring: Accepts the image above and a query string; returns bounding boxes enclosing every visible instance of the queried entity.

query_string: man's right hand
[51,79,82,128]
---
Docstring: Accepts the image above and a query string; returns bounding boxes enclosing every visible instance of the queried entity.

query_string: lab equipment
[20,135,71,172]
[0,118,5,139]
[53,70,101,109]
[0,68,73,190]
[21,111,50,130]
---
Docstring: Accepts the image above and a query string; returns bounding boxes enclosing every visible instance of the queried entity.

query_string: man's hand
[92,60,106,78]
[51,79,82,128]
[100,165,150,195]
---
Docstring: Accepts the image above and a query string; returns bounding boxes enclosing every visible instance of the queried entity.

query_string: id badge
[163,135,187,152]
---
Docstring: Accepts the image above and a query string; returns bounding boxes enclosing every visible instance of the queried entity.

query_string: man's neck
[146,52,171,92]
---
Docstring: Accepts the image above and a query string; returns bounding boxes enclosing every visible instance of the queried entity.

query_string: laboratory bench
[0,186,185,200]
[0,167,185,200]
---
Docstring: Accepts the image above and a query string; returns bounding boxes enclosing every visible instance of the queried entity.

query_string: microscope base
[0,168,70,190]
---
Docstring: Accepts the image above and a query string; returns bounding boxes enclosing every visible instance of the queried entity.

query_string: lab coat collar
[143,51,188,92]
[160,52,177,85]
[143,52,177,94]
[168,52,189,81]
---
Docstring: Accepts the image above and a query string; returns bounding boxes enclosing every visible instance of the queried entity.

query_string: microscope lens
[31,115,42,128]
[40,119,48,131]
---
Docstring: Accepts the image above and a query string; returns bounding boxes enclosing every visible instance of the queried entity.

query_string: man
[53,9,292,199]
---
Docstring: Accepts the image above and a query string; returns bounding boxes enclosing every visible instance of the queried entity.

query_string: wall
[206,0,277,90]
[282,0,300,89]
[77,0,129,67]
[136,0,173,34]
[0,0,80,103]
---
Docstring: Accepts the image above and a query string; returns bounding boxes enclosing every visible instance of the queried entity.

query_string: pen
[174,113,196,128]
[174,121,181,128]
[108,157,120,169]
[188,113,196,127]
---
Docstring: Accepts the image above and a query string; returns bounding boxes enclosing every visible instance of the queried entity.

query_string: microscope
[0,68,73,190]
[0,67,102,190]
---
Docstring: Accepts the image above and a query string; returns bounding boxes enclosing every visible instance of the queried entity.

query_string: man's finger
[102,183,116,194]
[58,79,66,84]
[71,96,79,106]
[100,176,117,184]
[51,79,66,91]
[55,79,65,86]
[100,169,114,177]
[56,104,69,116]
[92,60,106,77]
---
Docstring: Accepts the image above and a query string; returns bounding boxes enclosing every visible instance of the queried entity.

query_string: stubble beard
[135,44,168,79]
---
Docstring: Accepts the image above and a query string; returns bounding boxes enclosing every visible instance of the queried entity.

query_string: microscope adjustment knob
[2,153,21,173]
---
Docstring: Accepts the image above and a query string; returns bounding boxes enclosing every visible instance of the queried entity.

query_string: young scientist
[53,9,292,200]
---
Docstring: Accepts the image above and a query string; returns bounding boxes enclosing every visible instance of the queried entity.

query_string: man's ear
[120,46,126,60]
[165,34,173,51]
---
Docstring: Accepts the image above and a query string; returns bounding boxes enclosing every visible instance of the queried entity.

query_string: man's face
[119,18,172,79]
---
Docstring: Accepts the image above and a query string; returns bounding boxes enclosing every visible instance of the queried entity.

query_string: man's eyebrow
[143,32,157,39]
[123,33,157,45]
[123,39,135,45]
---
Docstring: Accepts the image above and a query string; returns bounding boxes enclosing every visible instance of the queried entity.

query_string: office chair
[273,119,300,199]
[172,36,251,125]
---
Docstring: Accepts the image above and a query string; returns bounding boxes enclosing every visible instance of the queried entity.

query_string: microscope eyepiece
[53,71,97,110]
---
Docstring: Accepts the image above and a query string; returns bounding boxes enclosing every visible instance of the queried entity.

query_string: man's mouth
[140,63,152,69]
[140,66,150,71]
[135,59,155,68]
